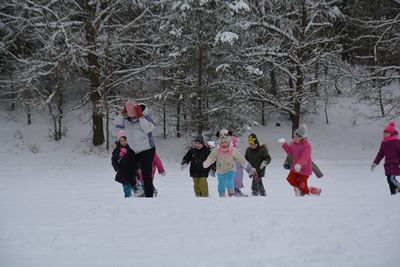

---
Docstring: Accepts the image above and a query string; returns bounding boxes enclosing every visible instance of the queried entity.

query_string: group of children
[181,125,322,198]
[111,119,400,198]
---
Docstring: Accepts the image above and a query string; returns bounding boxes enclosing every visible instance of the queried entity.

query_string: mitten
[260,160,268,169]
[249,169,258,180]
[119,147,127,157]
[134,104,143,118]
[181,163,188,170]
[294,163,301,173]
[371,163,377,172]
[160,171,166,177]
[284,163,291,170]
[278,138,286,144]
[209,169,216,177]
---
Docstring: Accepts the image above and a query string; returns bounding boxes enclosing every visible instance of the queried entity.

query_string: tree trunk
[176,100,181,138]
[196,46,204,134]
[84,1,104,146]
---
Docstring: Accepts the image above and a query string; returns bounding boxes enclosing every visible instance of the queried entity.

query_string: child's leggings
[122,183,132,198]
[287,170,309,194]
[217,171,236,194]
[387,175,400,194]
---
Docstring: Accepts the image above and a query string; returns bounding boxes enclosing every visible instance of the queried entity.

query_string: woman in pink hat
[372,122,400,195]
[114,101,156,197]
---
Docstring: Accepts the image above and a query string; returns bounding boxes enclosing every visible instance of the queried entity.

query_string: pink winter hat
[118,130,127,139]
[125,101,136,117]
[384,122,397,134]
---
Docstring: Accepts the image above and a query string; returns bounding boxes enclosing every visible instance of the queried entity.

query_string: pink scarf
[218,146,233,157]
[383,135,398,142]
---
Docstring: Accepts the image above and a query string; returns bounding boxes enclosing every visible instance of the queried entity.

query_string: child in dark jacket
[181,134,212,197]
[245,133,272,196]
[111,130,137,198]
[371,122,400,195]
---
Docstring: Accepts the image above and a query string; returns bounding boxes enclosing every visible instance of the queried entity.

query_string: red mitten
[134,104,143,118]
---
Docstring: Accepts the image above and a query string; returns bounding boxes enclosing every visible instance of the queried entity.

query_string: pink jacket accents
[282,139,312,176]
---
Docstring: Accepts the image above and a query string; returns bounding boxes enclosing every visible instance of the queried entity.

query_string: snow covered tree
[232,0,344,133]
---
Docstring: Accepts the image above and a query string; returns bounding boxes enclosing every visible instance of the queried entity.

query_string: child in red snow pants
[287,170,309,194]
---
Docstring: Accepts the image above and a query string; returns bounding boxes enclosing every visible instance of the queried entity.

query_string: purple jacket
[373,139,400,175]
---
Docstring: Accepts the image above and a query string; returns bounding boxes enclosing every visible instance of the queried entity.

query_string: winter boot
[228,189,235,197]
[252,191,259,196]
[309,186,322,196]
[294,187,303,197]
[153,188,158,197]
[219,191,226,197]
[235,188,248,197]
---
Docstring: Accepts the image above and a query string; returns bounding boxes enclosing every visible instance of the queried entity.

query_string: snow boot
[309,186,322,196]
[294,187,304,197]
[228,189,235,197]
[235,189,248,197]
[219,191,226,197]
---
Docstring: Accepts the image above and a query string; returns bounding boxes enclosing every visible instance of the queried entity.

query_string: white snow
[0,99,399,267]
[215,31,239,46]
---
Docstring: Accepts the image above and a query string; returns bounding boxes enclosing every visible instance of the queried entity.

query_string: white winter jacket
[114,105,155,153]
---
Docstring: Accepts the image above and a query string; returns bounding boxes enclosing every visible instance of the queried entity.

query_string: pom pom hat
[294,124,308,138]
[384,122,397,135]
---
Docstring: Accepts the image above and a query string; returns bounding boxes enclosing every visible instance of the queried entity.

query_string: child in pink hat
[371,122,400,195]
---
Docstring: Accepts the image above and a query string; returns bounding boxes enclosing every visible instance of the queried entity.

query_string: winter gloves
[134,104,144,118]
[209,169,216,177]
[371,163,377,171]
[181,163,188,170]
[294,163,302,173]
[278,138,286,144]
[260,160,268,169]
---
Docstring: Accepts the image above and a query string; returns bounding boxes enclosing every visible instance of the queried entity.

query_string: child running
[203,130,257,197]
[279,124,321,196]
[371,121,400,195]
[181,134,212,197]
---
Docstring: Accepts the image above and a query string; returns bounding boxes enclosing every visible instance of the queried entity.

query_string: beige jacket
[203,146,252,174]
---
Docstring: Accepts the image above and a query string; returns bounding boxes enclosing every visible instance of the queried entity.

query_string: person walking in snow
[245,133,272,196]
[111,130,138,198]
[114,101,156,198]
[230,135,248,197]
[203,131,257,197]
[137,152,166,197]
[371,121,400,195]
[181,134,213,197]
[279,124,321,196]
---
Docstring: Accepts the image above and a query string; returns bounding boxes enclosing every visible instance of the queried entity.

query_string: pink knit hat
[384,122,397,134]
[125,101,136,117]
[118,130,127,139]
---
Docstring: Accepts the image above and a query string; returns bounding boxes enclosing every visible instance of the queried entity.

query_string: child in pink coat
[137,152,166,197]
[279,124,321,196]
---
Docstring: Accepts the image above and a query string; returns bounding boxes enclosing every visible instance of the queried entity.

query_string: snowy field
[0,101,399,267]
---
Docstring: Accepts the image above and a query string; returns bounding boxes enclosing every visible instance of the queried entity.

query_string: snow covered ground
[0,100,399,267]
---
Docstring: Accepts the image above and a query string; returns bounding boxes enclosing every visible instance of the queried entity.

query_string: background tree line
[1,0,399,147]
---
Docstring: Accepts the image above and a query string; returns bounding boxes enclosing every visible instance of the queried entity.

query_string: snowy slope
[0,99,399,267]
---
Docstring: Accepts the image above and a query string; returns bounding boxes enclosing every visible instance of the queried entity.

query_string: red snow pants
[287,170,309,194]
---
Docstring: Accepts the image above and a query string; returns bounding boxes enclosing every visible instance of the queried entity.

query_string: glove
[160,171,166,177]
[278,138,286,144]
[249,169,258,180]
[371,163,377,172]
[209,169,216,177]
[294,164,301,173]
[284,163,291,170]
[260,160,268,169]
[181,163,187,170]
[134,104,143,118]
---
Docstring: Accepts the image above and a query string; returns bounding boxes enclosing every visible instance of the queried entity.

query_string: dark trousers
[251,177,266,196]
[386,175,400,195]
[135,147,156,197]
